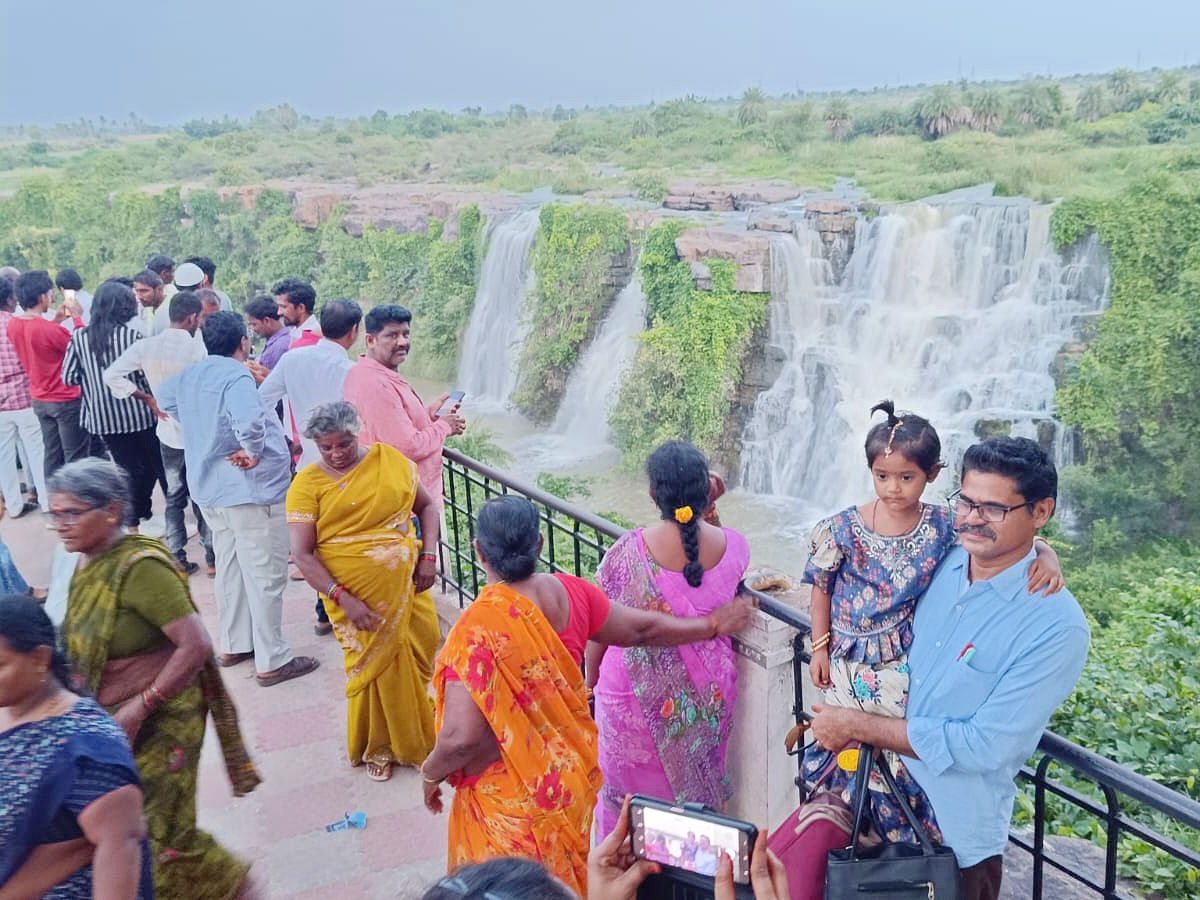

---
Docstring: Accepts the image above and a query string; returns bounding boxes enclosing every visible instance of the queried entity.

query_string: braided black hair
[864,399,942,473]
[475,496,542,582]
[0,595,76,692]
[646,440,711,588]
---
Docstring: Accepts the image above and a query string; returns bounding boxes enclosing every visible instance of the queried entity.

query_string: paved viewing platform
[4,507,449,899]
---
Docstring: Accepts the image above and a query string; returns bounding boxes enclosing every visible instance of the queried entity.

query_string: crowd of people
[0,255,1091,900]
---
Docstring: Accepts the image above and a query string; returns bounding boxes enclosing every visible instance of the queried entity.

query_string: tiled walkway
[4,507,450,899]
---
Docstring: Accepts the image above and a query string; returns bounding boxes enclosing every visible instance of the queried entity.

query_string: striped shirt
[62,324,157,435]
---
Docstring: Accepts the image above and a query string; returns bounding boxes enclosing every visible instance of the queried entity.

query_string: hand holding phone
[629,795,756,886]
[436,390,466,417]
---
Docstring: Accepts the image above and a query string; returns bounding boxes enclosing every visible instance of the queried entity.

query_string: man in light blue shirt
[158,311,319,687]
[810,437,1090,900]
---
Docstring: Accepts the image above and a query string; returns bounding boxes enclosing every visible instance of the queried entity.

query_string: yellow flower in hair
[674,505,694,524]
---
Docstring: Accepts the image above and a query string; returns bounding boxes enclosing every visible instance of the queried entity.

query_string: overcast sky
[3,0,1198,125]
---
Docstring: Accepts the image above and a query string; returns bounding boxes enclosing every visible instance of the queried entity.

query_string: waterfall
[457,208,541,404]
[551,275,647,449]
[738,196,1110,515]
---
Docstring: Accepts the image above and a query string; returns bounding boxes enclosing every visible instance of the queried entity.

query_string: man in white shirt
[258,298,360,635]
[54,269,91,325]
[259,298,361,468]
[132,269,168,337]
[273,278,321,347]
[104,291,211,574]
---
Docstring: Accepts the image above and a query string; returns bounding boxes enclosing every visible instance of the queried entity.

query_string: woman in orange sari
[421,496,601,897]
[287,401,441,782]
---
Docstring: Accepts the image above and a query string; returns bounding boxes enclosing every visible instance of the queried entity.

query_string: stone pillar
[725,606,810,833]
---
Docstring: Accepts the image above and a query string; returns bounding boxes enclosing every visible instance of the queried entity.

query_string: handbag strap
[846,743,938,859]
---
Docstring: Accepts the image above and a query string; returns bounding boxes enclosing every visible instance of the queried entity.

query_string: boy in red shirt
[7,271,88,476]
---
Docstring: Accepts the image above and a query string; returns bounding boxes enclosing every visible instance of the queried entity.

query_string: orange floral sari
[433,583,601,896]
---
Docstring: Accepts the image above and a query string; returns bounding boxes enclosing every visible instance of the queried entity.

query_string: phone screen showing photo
[630,802,751,883]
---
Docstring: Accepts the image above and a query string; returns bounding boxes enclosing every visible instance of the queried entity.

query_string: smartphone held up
[629,794,757,888]
[437,390,465,417]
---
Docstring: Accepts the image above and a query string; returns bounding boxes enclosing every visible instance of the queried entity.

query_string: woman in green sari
[49,459,260,900]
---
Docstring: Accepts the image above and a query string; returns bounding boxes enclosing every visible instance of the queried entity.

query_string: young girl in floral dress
[801,400,1062,845]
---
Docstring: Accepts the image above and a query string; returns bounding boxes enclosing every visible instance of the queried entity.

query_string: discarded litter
[325,811,368,832]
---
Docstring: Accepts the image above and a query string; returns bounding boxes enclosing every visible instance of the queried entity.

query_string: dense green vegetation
[1023,541,1200,896]
[1052,178,1200,546]
[3,65,1200,892]
[512,204,630,421]
[610,221,768,463]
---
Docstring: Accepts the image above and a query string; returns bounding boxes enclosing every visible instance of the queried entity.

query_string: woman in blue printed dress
[0,594,153,899]
[801,401,1062,845]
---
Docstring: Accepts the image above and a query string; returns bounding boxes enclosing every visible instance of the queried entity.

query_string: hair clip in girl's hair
[674,505,694,524]
[884,418,905,456]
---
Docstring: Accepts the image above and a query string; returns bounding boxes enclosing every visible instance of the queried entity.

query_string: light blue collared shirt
[904,545,1090,867]
[157,356,292,509]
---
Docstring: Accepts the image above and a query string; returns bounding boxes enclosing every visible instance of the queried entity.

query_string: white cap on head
[173,262,204,289]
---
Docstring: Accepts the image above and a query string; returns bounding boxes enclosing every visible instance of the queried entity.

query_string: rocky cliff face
[674,229,772,293]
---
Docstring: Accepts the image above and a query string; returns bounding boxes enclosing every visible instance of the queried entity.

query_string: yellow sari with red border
[434,582,601,896]
[286,443,439,768]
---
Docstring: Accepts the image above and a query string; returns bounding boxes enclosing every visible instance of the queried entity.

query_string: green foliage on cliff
[512,204,630,422]
[0,176,324,304]
[1051,177,1200,545]
[610,221,768,466]
[0,175,482,379]
[1023,547,1200,897]
[355,207,483,379]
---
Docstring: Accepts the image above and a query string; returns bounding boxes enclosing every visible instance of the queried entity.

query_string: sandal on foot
[256,656,319,687]
[217,651,255,668]
[366,760,393,782]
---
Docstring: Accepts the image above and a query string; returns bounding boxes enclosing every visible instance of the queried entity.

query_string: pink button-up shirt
[343,355,453,504]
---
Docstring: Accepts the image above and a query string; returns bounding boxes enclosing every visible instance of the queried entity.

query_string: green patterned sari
[62,534,260,900]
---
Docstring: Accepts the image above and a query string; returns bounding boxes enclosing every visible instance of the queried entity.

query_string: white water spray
[738,196,1110,516]
[551,275,647,451]
[458,208,541,405]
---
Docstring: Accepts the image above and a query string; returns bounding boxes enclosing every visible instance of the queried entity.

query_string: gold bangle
[420,767,442,785]
[811,632,831,652]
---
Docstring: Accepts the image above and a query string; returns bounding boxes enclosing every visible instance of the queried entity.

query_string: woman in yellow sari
[420,495,601,897]
[287,401,441,782]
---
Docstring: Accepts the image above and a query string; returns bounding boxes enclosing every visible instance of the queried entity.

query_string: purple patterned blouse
[804,502,955,665]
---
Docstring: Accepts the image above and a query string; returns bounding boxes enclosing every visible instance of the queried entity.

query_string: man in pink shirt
[343,305,465,506]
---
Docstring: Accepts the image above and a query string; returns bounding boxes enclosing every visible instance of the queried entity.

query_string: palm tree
[1012,81,1056,128]
[1075,84,1108,122]
[917,85,960,139]
[1155,71,1185,105]
[824,98,852,141]
[737,87,768,127]
[1108,68,1136,110]
[969,89,1003,132]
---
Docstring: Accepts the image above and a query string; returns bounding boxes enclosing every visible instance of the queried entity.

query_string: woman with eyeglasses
[777,401,1062,897]
[48,458,260,900]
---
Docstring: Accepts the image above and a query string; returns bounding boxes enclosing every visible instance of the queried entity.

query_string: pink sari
[592,527,750,839]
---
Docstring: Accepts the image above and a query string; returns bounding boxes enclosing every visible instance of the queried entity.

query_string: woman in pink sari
[587,440,751,839]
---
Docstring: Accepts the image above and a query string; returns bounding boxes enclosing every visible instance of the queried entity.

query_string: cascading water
[551,275,647,450]
[457,208,541,405]
[738,194,1110,518]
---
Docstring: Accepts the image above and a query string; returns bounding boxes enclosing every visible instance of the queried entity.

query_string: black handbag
[824,744,963,899]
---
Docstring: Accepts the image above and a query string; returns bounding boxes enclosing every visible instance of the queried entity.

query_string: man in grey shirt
[158,311,318,687]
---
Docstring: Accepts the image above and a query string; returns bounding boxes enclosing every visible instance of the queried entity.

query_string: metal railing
[438,447,623,605]
[438,448,1200,898]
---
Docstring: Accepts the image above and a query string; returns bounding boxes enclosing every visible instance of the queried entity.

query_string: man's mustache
[956,523,996,540]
